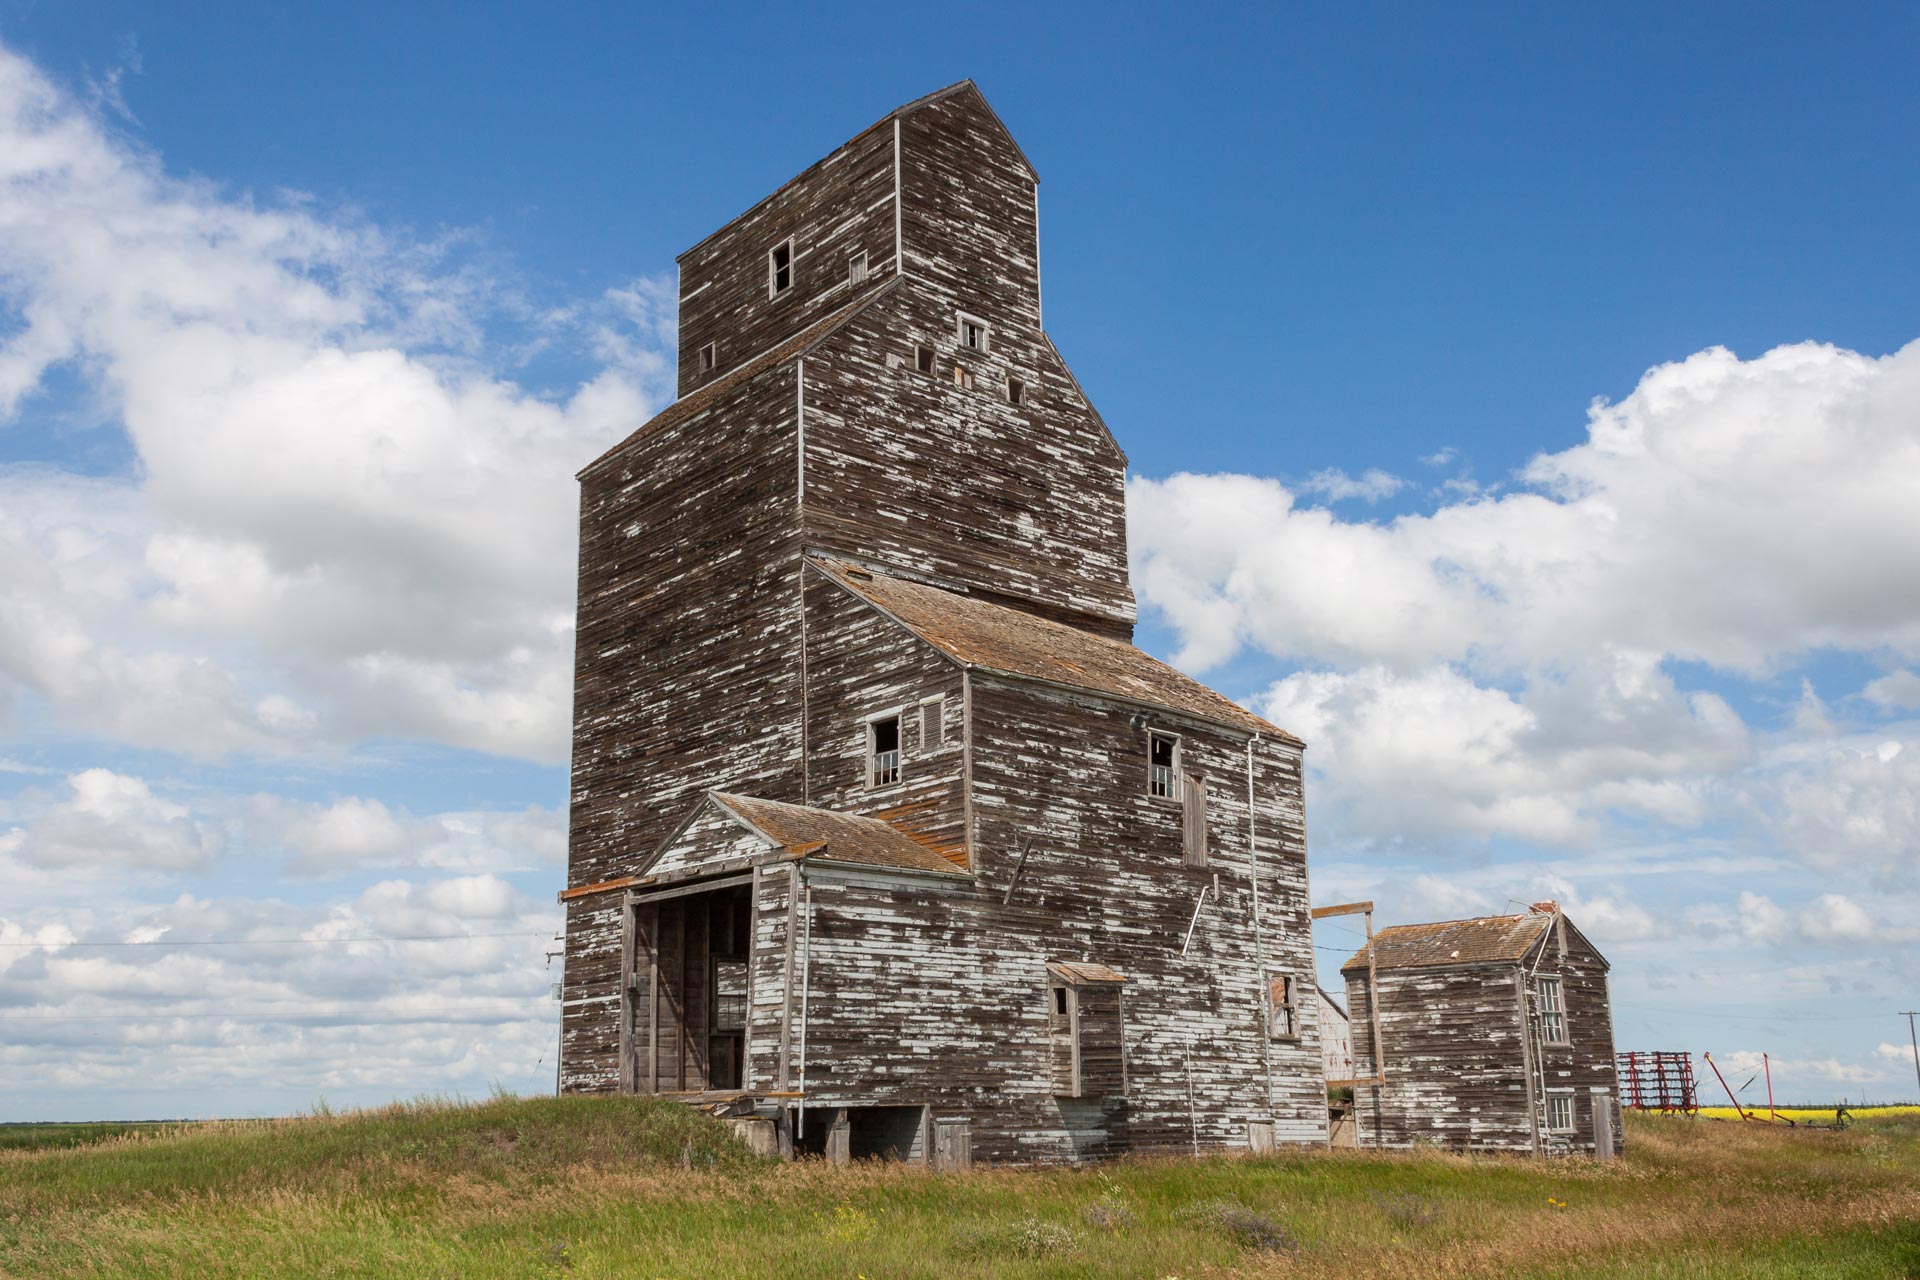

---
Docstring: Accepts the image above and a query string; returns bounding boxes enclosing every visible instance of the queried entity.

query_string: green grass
[0,1123,174,1153]
[2,1099,1915,1279]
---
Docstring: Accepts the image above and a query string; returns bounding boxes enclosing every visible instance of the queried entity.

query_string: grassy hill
[2,1096,1915,1278]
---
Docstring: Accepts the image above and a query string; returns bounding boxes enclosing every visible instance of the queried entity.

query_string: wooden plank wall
[1345,923,1622,1156]
[1345,966,1535,1152]
[562,366,809,1092]
[676,121,898,397]
[562,85,1331,1148]
[799,569,968,863]
[1523,922,1623,1156]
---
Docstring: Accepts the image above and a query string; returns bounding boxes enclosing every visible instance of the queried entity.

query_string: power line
[0,931,549,949]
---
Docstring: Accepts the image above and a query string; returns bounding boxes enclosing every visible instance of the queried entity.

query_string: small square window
[768,238,793,297]
[868,714,901,787]
[915,345,935,375]
[1007,378,1024,406]
[953,363,973,390]
[957,313,989,352]
[849,251,868,284]
[699,342,716,374]
[1148,733,1177,799]
[1547,1092,1574,1133]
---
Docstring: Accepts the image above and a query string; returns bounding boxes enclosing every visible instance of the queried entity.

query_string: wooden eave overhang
[1047,960,1127,985]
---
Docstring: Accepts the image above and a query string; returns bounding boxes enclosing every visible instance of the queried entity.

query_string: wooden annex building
[557,81,1328,1164]
[1340,905,1623,1157]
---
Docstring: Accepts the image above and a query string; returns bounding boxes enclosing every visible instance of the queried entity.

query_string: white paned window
[867,714,901,787]
[1538,976,1568,1045]
[957,312,989,352]
[1148,732,1177,799]
[1547,1091,1574,1133]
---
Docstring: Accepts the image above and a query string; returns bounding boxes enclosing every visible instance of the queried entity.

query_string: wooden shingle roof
[813,560,1299,744]
[1339,913,1554,974]
[710,793,966,877]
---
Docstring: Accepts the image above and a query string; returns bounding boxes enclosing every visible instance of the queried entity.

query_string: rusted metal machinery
[1616,1050,1698,1114]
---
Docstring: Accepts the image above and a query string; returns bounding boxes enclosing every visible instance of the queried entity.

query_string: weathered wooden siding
[965,678,1326,1153]
[1345,966,1535,1152]
[1523,920,1623,1157]
[898,88,1041,340]
[799,567,968,865]
[562,81,1328,1157]
[802,288,1135,637]
[677,120,898,397]
[1345,919,1622,1156]
[563,359,807,1092]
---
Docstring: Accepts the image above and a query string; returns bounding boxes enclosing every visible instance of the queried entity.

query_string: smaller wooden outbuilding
[1341,904,1622,1157]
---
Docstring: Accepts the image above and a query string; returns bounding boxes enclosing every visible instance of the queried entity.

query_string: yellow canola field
[1695,1105,1920,1122]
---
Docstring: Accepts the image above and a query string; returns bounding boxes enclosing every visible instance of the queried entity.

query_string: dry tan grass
[2,1103,1916,1279]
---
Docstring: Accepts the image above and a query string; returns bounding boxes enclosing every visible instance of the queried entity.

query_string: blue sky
[1,3,1917,1119]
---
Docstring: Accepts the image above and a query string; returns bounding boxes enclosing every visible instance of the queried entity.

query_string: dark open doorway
[630,883,751,1093]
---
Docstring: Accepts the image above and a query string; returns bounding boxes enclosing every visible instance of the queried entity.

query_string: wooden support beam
[1310,900,1374,919]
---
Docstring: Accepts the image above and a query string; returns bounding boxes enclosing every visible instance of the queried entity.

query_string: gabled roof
[710,792,966,877]
[1340,913,1555,974]
[677,79,1034,263]
[811,559,1298,744]
[579,280,901,479]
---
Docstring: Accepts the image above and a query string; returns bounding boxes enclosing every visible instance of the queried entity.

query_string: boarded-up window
[919,696,944,750]
[849,251,868,284]
[1181,772,1209,867]
[1538,976,1568,1044]
[1267,973,1297,1038]
[1046,962,1127,1099]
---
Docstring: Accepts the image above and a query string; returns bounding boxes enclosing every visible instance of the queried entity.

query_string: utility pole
[1903,1012,1920,1100]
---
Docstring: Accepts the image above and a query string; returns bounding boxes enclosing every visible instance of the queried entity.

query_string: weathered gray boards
[1341,907,1623,1157]
[559,80,1326,1164]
